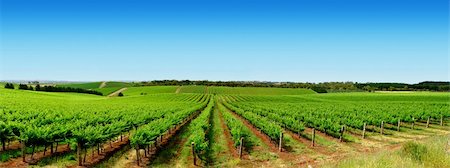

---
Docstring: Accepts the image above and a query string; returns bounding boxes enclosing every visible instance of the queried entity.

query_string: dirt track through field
[108,88,127,97]
[175,86,181,94]
[122,110,203,168]
[222,105,279,152]
[217,108,239,158]
[0,144,71,168]
[99,81,107,88]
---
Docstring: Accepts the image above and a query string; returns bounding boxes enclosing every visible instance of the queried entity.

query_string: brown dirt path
[99,81,107,88]
[175,86,181,94]
[124,110,203,168]
[224,107,279,153]
[107,88,127,97]
[0,144,71,168]
[217,108,239,158]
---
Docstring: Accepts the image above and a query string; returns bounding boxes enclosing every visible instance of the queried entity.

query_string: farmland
[0,85,449,168]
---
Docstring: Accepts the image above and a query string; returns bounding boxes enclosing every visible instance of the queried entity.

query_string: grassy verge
[323,135,450,168]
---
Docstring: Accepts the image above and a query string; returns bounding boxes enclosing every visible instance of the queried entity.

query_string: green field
[92,87,123,95]
[0,84,449,168]
[123,86,179,96]
[101,81,135,88]
[176,85,316,95]
[56,82,103,89]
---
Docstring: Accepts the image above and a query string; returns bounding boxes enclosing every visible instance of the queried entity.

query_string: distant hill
[57,81,136,90]
[57,82,103,89]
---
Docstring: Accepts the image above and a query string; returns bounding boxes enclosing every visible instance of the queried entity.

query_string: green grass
[150,112,200,167]
[31,151,77,168]
[56,82,102,89]
[207,107,237,166]
[122,86,178,96]
[323,135,450,168]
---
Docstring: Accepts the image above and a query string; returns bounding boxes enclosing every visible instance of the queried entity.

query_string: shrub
[401,141,427,162]
[4,83,14,89]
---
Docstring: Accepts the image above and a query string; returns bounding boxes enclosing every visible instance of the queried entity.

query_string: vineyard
[0,85,449,167]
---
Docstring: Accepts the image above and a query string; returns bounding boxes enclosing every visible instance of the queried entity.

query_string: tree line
[137,80,449,92]
[4,83,103,95]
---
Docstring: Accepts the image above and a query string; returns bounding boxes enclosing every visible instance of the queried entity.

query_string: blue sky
[0,0,448,83]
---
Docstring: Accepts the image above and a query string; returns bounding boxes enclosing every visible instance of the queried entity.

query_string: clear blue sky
[0,0,448,83]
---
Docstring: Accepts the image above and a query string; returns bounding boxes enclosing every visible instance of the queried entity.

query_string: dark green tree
[4,83,15,89]
[35,84,41,91]
[18,84,29,90]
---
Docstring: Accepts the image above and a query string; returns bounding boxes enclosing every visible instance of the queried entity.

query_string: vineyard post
[380,121,384,135]
[191,142,196,166]
[239,137,244,159]
[312,128,316,147]
[83,148,87,164]
[426,117,430,128]
[362,123,366,139]
[144,147,147,157]
[147,144,152,155]
[279,132,283,152]
[136,145,140,166]
[441,115,443,126]
[397,119,401,132]
[412,117,415,130]
[1,140,4,151]
[77,142,82,166]
[339,126,345,142]
[21,141,25,162]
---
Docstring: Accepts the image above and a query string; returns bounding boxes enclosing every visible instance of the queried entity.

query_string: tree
[4,83,14,89]
[35,84,41,91]
[18,84,29,90]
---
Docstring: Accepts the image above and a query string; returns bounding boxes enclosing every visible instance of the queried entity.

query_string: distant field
[176,85,316,95]
[56,81,134,89]
[123,86,178,96]
[102,81,135,88]
[307,92,450,102]
[57,82,102,89]
[97,85,316,96]
[178,85,207,94]
[92,87,123,95]
[208,86,316,95]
